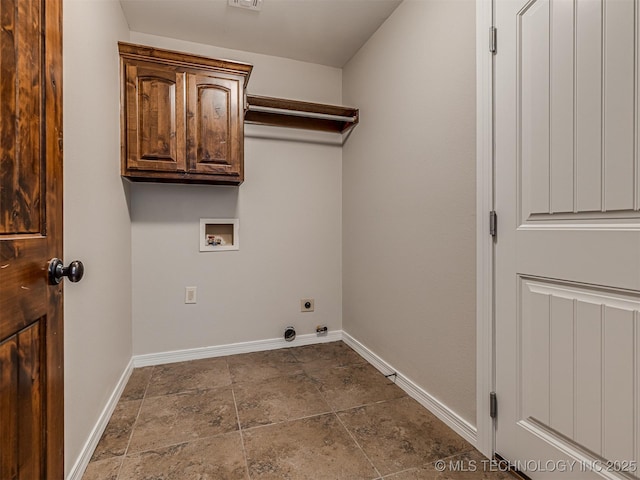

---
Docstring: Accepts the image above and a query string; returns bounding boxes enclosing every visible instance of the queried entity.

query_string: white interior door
[495,0,640,478]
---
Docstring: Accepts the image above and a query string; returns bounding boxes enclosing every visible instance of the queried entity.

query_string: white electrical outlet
[301,298,314,312]
[185,286,197,304]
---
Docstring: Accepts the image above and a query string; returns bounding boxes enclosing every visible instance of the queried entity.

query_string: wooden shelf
[245,95,359,134]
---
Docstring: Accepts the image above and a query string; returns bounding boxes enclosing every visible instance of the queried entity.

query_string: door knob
[48,258,84,285]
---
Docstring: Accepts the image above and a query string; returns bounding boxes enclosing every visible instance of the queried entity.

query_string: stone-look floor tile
[119,432,249,480]
[227,349,303,384]
[292,341,367,370]
[308,363,406,411]
[234,374,332,428]
[81,456,122,480]
[338,397,473,476]
[120,367,154,401]
[146,357,231,397]
[91,400,141,461]
[127,387,237,453]
[243,414,379,479]
[383,451,513,479]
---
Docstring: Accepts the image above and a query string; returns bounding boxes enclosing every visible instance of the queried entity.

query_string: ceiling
[119,0,403,68]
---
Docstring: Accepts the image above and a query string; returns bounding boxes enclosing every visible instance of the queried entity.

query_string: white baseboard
[132,330,343,367]
[66,359,134,480]
[342,331,478,446]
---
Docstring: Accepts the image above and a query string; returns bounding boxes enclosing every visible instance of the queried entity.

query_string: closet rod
[246,104,357,123]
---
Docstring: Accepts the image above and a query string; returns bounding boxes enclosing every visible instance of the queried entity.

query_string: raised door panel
[0,0,44,235]
[124,62,185,173]
[519,279,639,465]
[519,0,639,223]
[186,73,243,179]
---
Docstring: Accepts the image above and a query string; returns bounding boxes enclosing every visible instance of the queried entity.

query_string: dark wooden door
[0,1,64,478]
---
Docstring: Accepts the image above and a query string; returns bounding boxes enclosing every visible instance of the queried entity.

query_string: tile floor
[82,341,511,480]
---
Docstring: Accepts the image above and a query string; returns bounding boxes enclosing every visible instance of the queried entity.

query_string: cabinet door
[124,62,185,172]
[186,73,243,178]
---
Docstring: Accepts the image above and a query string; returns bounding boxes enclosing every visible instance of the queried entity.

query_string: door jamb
[476,0,495,459]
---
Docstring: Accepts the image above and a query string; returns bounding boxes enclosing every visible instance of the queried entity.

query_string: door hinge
[490,26,497,54]
[489,211,497,237]
[490,391,498,419]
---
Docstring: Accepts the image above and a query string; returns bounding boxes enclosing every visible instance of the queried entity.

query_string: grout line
[229,356,252,479]
[141,382,235,400]
[230,371,309,389]
[116,431,241,458]
[305,362,337,415]
[331,397,408,415]
[239,410,336,433]
[236,364,408,434]
[231,386,252,480]
[333,411,382,479]
[113,456,126,479]
[237,396,407,435]
[114,366,155,480]
[379,468,416,479]
[235,412,335,432]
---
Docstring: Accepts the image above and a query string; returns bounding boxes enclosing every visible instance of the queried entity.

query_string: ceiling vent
[228,0,263,11]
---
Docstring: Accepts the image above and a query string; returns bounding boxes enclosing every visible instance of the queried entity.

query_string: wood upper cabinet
[119,43,252,185]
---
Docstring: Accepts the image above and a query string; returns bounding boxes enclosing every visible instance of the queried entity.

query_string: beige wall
[63,0,131,475]
[342,0,477,424]
[128,33,343,355]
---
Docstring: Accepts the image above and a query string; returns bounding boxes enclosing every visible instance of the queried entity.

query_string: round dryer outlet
[284,326,296,342]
